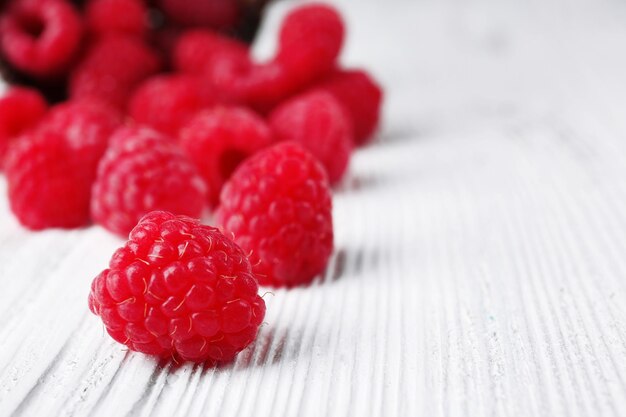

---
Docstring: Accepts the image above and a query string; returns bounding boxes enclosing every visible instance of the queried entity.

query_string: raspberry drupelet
[91,126,207,237]
[88,211,266,363]
[216,142,334,287]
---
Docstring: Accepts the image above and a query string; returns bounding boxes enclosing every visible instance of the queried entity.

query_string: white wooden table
[1,0,626,415]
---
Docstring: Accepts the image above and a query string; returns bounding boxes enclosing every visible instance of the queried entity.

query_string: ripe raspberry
[88,210,266,363]
[275,3,344,85]
[0,86,47,167]
[173,29,250,104]
[69,34,162,110]
[85,0,148,38]
[128,74,215,136]
[0,0,83,78]
[216,142,334,287]
[268,90,353,184]
[317,69,383,145]
[5,100,121,229]
[91,127,207,237]
[179,107,272,205]
[158,0,239,29]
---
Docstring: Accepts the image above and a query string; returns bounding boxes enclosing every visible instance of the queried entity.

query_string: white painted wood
[1,0,626,415]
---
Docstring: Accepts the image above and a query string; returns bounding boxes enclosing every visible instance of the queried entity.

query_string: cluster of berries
[0,0,383,364]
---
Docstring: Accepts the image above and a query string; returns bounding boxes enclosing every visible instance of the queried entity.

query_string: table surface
[2,0,626,416]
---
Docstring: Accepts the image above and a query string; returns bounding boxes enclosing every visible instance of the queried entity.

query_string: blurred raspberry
[0,0,83,78]
[216,142,334,287]
[317,69,383,145]
[88,210,266,363]
[5,99,121,229]
[269,90,353,184]
[179,106,272,205]
[128,74,215,136]
[85,0,149,38]
[158,0,239,30]
[276,3,344,85]
[91,126,207,237]
[69,34,162,110]
[0,86,47,167]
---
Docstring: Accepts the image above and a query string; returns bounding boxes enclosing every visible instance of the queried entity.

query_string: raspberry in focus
[268,90,353,184]
[88,210,266,363]
[317,69,383,145]
[85,0,149,38]
[91,126,207,237]
[5,99,121,230]
[216,142,334,287]
[179,106,272,205]
[0,86,47,167]
[128,74,215,136]
[69,34,162,110]
[0,0,83,77]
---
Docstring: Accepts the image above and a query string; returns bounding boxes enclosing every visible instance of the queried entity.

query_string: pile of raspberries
[0,0,383,363]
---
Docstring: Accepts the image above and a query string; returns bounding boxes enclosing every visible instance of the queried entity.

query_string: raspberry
[91,126,207,237]
[128,74,215,136]
[275,3,344,85]
[216,142,334,287]
[317,69,383,145]
[5,100,120,229]
[85,0,149,38]
[268,90,353,184]
[0,0,83,77]
[173,29,250,104]
[88,210,266,363]
[69,34,162,110]
[158,0,239,29]
[0,86,47,167]
[179,106,272,205]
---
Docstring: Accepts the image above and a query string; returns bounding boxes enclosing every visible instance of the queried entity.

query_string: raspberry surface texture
[158,0,239,29]
[0,86,47,167]
[91,126,207,237]
[88,211,266,363]
[269,90,353,184]
[69,34,162,110]
[317,69,383,145]
[85,0,148,38]
[128,74,214,136]
[216,142,334,287]
[5,99,120,230]
[276,3,344,85]
[179,106,272,205]
[0,0,83,77]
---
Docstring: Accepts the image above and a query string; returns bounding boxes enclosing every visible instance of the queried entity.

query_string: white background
[1,0,626,415]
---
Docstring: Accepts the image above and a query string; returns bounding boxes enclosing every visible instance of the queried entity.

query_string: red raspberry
[179,106,272,205]
[0,86,47,167]
[85,0,149,38]
[0,0,83,78]
[216,142,334,287]
[158,0,239,29]
[5,100,121,229]
[69,34,162,110]
[275,3,344,85]
[128,74,215,136]
[317,69,383,145]
[173,29,250,104]
[268,90,353,184]
[88,210,266,363]
[91,126,207,237]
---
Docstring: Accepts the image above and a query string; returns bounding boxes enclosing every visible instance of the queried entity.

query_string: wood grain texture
[2,0,626,415]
